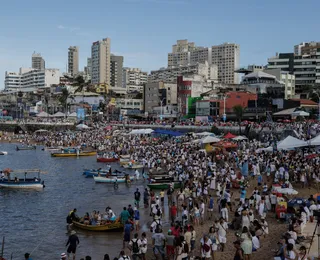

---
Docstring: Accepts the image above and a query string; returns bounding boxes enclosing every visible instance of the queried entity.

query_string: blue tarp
[153,129,184,137]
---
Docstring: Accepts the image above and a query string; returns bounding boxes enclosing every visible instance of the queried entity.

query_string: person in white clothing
[220,205,229,222]
[251,231,260,251]
[217,218,228,252]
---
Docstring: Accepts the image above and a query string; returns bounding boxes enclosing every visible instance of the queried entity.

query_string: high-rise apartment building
[32,52,45,70]
[167,40,240,84]
[122,68,148,88]
[91,38,111,85]
[211,43,240,84]
[295,41,320,56]
[110,55,123,88]
[68,46,79,77]
[149,61,217,83]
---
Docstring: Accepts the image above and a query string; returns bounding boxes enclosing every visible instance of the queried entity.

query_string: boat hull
[97,157,119,163]
[16,146,36,151]
[0,182,44,189]
[94,176,134,183]
[51,151,97,157]
[123,164,144,169]
[0,151,8,155]
[72,220,123,231]
[147,182,181,189]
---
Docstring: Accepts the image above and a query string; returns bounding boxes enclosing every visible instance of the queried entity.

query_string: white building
[4,68,60,91]
[122,68,148,88]
[149,61,218,83]
[32,52,45,70]
[211,43,240,84]
[68,46,79,76]
[91,38,111,85]
[116,98,144,115]
[126,85,144,93]
[168,40,240,84]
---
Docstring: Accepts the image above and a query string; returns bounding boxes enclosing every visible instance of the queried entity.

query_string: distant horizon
[1,0,319,89]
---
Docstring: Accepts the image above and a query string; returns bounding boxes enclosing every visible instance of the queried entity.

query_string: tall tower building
[110,55,123,88]
[91,38,111,85]
[211,43,240,84]
[68,46,79,76]
[32,52,45,70]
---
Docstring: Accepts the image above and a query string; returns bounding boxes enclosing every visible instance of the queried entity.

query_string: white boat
[43,147,62,151]
[93,175,134,183]
[123,164,144,169]
[0,169,46,189]
[0,151,8,155]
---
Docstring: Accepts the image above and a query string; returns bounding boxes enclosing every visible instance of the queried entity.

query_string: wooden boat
[149,175,174,182]
[0,151,8,155]
[148,168,167,175]
[16,145,36,151]
[97,157,119,163]
[147,182,181,189]
[94,175,134,183]
[72,220,123,231]
[51,151,97,157]
[0,169,46,189]
[123,164,144,169]
[120,155,130,159]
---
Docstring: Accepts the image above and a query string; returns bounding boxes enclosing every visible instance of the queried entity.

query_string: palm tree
[233,105,245,134]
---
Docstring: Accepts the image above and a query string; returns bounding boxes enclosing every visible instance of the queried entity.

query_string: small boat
[0,151,8,155]
[148,175,174,182]
[97,157,119,163]
[94,175,134,183]
[123,164,144,169]
[147,182,181,190]
[0,169,46,189]
[72,220,123,231]
[148,168,167,175]
[16,145,36,151]
[51,151,97,157]
[120,155,130,159]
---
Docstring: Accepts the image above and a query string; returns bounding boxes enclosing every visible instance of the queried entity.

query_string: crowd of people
[6,118,319,260]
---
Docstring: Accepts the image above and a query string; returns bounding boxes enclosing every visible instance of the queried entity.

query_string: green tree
[233,105,245,134]
[58,88,73,116]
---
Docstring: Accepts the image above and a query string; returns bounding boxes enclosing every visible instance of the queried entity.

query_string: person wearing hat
[66,230,79,260]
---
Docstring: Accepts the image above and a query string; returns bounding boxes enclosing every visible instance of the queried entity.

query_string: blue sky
[0,0,319,88]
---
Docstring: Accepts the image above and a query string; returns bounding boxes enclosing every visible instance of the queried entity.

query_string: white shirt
[252,236,260,249]
[220,208,228,222]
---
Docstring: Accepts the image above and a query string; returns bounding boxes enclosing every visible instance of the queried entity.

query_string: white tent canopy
[68,112,77,118]
[277,135,307,150]
[195,132,214,136]
[129,129,154,135]
[309,134,320,146]
[291,110,310,117]
[255,146,273,153]
[76,123,89,129]
[36,111,50,117]
[232,136,248,141]
[51,112,65,117]
[201,135,221,144]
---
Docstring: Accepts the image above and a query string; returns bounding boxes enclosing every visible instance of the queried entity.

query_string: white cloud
[57,25,80,32]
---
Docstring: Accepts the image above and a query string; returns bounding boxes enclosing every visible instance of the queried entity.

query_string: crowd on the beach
[6,118,320,260]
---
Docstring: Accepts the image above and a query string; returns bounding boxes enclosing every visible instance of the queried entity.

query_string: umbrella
[195,132,214,136]
[201,136,221,144]
[76,124,89,129]
[232,136,248,141]
[224,132,237,139]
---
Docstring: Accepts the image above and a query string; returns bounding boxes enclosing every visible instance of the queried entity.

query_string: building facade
[177,75,214,115]
[168,40,240,84]
[91,38,111,85]
[267,53,295,74]
[32,52,45,70]
[68,46,79,77]
[122,68,148,88]
[211,43,240,84]
[110,55,123,88]
[4,68,60,91]
[263,69,296,99]
[149,61,218,83]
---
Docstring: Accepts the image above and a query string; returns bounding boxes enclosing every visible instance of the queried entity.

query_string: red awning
[224,132,237,139]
